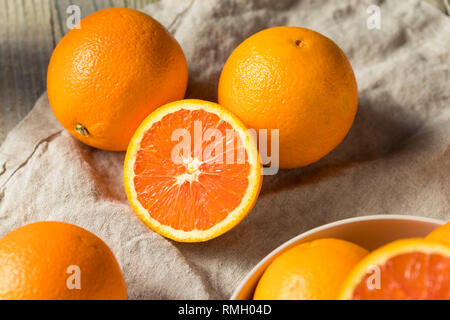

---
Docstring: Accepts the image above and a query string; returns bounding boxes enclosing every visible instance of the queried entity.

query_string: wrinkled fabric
[0,0,449,299]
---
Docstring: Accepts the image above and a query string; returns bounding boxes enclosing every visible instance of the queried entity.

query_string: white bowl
[231,215,444,300]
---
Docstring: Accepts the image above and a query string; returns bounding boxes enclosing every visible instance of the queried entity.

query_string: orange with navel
[47,8,188,150]
[0,221,127,300]
[219,27,358,169]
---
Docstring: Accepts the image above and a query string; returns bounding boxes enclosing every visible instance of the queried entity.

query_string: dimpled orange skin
[253,238,368,300]
[47,8,188,151]
[0,222,127,300]
[218,27,358,169]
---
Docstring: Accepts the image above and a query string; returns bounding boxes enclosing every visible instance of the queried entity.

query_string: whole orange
[253,238,368,300]
[47,8,188,151]
[218,27,358,169]
[0,221,127,300]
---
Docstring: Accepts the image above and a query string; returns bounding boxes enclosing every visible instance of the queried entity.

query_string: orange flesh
[352,252,450,300]
[133,109,250,231]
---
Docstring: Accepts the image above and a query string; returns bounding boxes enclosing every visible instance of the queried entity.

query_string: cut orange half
[124,99,262,242]
[338,239,450,300]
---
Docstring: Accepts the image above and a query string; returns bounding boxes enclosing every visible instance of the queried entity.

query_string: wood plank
[0,0,54,141]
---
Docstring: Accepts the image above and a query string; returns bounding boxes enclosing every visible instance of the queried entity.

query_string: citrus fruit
[426,222,450,247]
[0,221,127,300]
[124,99,262,242]
[339,239,450,300]
[47,8,188,151]
[218,27,358,169]
[253,238,368,300]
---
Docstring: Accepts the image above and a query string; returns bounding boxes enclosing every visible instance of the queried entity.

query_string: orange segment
[124,99,262,242]
[339,239,450,300]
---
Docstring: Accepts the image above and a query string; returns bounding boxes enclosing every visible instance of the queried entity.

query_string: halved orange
[124,99,262,242]
[339,239,450,300]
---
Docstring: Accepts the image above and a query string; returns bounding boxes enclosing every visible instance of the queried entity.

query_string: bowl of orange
[231,215,446,300]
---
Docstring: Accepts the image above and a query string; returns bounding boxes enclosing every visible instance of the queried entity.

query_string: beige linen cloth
[0,0,449,299]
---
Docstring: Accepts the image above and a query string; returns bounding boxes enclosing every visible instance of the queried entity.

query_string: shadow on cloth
[260,93,424,196]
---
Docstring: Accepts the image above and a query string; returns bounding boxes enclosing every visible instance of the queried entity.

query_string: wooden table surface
[0,0,448,143]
